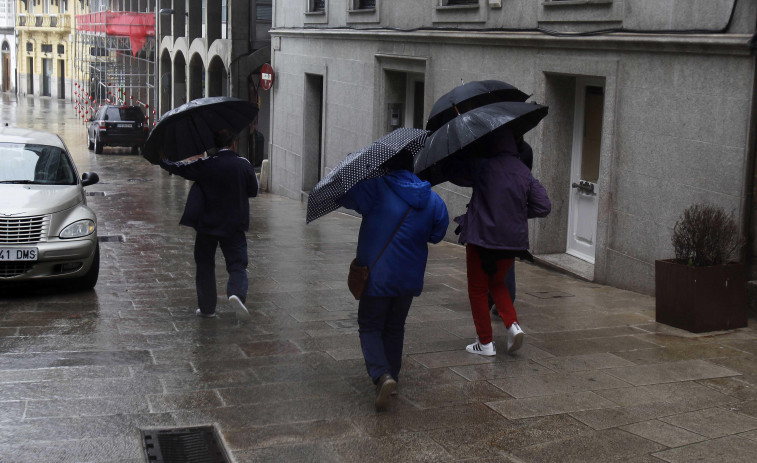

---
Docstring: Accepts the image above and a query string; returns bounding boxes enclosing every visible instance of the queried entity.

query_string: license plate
[117,123,132,128]
[0,248,38,261]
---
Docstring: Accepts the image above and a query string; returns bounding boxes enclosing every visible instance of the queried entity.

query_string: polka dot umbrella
[306,127,430,224]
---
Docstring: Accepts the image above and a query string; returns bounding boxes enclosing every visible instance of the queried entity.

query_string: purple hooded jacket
[445,130,551,251]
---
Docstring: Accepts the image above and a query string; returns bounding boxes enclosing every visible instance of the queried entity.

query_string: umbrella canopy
[142,97,258,164]
[425,80,529,132]
[415,101,548,185]
[306,127,429,224]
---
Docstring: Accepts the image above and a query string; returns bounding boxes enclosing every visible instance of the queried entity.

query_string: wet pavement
[2,95,757,462]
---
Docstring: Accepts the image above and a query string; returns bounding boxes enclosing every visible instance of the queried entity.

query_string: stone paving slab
[1,97,757,462]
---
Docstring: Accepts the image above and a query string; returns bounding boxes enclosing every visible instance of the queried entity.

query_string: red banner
[76,11,156,57]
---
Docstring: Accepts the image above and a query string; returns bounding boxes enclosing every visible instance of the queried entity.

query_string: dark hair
[382,152,414,172]
[213,129,238,149]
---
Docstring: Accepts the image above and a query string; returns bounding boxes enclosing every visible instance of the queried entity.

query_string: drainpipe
[741,35,757,277]
[266,0,277,193]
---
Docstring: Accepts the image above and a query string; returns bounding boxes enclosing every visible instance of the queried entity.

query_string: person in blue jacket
[338,154,449,412]
[160,129,259,320]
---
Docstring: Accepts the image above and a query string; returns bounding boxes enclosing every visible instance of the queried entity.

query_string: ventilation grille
[142,427,229,463]
[0,262,35,278]
[0,216,49,244]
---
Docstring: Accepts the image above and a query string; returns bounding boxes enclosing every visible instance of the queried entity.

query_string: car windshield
[0,143,77,185]
[105,107,143,122]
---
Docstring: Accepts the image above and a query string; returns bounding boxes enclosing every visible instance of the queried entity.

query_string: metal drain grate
[86,191,106,196]
[142,426,229,463]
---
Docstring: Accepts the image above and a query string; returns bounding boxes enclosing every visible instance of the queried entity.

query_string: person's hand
[184,153,207,162]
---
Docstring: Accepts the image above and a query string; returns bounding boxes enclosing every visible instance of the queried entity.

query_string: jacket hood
[384,170,431,209]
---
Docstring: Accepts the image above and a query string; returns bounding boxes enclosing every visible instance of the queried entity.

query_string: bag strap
[369,206,412,271]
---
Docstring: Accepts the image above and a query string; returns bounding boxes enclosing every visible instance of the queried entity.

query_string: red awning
[76,11,156,57]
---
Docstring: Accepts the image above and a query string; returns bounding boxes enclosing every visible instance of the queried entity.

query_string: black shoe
[375,373,397,412]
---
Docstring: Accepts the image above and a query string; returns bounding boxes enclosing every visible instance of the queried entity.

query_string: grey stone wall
[268,1,756,295]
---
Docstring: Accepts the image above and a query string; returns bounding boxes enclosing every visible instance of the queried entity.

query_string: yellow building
[16,0,87,99]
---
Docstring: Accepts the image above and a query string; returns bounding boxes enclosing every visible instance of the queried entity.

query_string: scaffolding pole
[72,8,156,127]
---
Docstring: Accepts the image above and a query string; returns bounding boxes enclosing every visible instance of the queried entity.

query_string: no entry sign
[260,63,274,90]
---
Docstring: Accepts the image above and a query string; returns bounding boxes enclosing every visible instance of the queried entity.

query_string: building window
[41,44,53,53]
[352,0,375,9]
[26,42,33,52]
[444,0,478,5]
[57,44,64,54]
[310,0,326,12]
[256,1,272,21]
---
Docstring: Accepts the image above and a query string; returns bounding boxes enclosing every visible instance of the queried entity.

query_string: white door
[566,78,604,263]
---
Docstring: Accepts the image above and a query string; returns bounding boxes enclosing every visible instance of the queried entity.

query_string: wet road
[1,95,757,462]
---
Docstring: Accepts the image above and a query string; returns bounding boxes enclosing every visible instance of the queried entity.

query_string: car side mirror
[88,118,93,122]
[81,172,99,187]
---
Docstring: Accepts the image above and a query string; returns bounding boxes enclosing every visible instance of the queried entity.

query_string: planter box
[655,259,748,333]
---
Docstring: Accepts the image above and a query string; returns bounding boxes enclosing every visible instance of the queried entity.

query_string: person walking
[338,155,449,411]
[160,128,259,320]
[445,129,550,356]
[488,136,534,314]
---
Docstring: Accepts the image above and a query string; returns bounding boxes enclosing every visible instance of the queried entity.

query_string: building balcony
[16,14,71,31]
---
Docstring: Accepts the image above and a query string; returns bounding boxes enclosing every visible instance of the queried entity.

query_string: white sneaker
[229,295,250,321]
[195,309,217,319]
[466,338,496,356]
[507,322,524,353]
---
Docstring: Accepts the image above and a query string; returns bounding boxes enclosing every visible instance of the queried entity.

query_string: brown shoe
[375,373,396,412]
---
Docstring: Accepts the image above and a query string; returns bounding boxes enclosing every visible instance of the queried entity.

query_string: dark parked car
[87,105,148,155]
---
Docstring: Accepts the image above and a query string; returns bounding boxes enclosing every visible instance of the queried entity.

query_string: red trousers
[466,244,518,345]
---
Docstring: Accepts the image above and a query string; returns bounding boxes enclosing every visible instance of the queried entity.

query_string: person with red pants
[444,129,551,355]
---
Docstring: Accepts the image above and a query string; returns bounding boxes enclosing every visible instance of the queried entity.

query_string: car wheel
[87,132,94,150]
[70,242,100,291]
[94,136,103,154]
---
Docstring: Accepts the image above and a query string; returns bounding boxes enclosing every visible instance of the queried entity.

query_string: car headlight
[60,220,96,239]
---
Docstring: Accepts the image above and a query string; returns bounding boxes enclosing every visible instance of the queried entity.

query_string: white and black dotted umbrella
[306,127,430,223]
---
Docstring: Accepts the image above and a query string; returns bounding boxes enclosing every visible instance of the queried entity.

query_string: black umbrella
[306,128,429,224]
[425,80,529,132]
[142,97,259,164]
[415,101,548,185]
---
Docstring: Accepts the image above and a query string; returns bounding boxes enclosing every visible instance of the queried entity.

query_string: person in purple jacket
[160,129,259,321]
[445,129,551,356]
[338,154,449,411]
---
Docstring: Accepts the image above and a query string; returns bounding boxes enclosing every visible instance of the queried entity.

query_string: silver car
[0,126,100,290]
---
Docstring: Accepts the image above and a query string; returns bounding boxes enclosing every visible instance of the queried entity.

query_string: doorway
[383,70,425,132]
[27,58,33,94]
[566,78,605,263]
[58,60,65,99]
[42,58,51,97]
[302,73,324,192]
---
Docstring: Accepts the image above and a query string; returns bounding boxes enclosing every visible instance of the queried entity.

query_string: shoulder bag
[348,206,412,300]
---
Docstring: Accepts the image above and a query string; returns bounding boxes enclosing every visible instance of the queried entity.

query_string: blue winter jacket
[338,170,449,297]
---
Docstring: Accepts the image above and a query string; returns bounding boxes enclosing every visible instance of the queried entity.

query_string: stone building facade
[15,0,80,99]
[0,0,15,93]
[267,0,757,295]
[156,0,272,162]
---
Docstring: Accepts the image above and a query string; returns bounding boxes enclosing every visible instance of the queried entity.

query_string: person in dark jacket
[488,136,534,314]
[160,129,259,320]
[338,154,449,412]
[445,129,550,356]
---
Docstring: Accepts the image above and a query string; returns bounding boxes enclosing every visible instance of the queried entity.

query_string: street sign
[260,63,274,90]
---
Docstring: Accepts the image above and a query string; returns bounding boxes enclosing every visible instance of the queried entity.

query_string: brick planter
[655,259,748,333]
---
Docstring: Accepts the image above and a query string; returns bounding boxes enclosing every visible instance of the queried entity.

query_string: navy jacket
[338,170,449,297]
[160,149,258,237]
